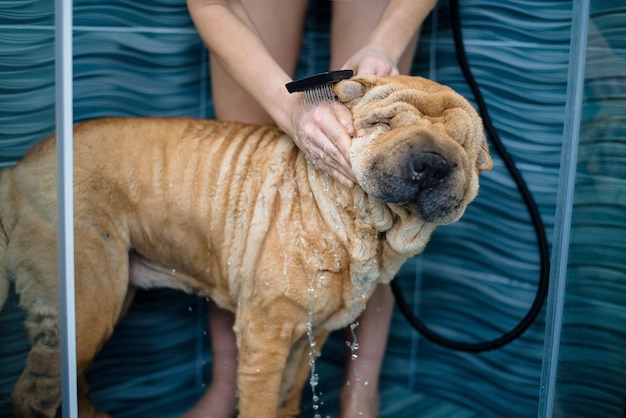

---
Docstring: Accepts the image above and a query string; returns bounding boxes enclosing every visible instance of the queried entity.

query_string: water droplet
[307,276,322,414]
[317,275,327,288]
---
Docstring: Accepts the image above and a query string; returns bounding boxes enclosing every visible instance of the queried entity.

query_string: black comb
[285,70,353,93]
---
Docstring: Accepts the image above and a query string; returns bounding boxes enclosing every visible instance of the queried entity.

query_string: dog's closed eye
[364,116,392,130]
[374,119,391,129]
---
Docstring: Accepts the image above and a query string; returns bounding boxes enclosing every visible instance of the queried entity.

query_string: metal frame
[55,0,78,416]
[538,0,589,415]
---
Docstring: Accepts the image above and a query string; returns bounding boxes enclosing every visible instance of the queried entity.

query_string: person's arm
[187,0,356,186]
[342,0,439,75]
[187,0,294,130]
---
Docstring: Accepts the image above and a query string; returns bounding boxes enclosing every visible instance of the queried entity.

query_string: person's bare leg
[210,0,309,124]
[185,1,310,416]
[339,284,394,418]
[182,301,238,418]
[331,2,420,416]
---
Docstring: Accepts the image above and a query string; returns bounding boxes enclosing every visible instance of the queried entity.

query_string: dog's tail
[0,173,10,312]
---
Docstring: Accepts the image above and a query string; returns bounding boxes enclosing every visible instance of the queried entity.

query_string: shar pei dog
[0,75,492,418]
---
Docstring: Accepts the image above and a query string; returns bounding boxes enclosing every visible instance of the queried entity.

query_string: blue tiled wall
[0,1,576,417]
[0,0,208,166]
[543,2,626,416]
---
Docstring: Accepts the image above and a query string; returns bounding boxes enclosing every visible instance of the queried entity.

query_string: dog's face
[335,75,492,225]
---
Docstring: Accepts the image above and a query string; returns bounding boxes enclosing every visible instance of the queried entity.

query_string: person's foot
[181,379,238,418]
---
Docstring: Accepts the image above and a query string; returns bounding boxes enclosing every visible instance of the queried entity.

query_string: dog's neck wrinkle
[304,165,396,300]
[383,205,436,273]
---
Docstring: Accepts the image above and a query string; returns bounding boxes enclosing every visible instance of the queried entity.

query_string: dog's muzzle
[360,134,466,224]
[372,150,453,203]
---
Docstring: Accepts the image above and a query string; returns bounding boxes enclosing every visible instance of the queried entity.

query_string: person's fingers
[341,46,400,77]
[323,131,354,180]
[315,137,353,182]
[357,58,394,76]
[333,102,355,138]
[313,157,356,188]
[305,106,354,175]
[300,125,355,185]
[292,99,358,187]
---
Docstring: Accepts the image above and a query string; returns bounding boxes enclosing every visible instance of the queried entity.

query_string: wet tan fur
[0,75,492,417]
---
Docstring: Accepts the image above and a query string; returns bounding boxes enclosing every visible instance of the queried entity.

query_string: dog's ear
[334,74,378,105]
[477,137,493,172]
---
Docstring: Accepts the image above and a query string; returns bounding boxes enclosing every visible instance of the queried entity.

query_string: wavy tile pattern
[551,3,626,417]
[5,0,621,417]
[0,0,207,167]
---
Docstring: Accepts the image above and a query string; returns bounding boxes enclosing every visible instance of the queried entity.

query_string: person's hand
[342,45,400,76]
[290,99,357,188]
[282,42,404,189]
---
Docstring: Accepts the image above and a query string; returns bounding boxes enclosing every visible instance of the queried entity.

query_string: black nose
[410,152,451,191]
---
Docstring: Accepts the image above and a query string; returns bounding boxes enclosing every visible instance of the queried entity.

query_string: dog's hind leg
[10,220,128,418]
[10,295,116,418]
[10,299,63,418]
[71,230,131,418]
[8,219,64,418]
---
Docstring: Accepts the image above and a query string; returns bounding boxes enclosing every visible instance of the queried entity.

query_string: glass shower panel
[549,0,626,416]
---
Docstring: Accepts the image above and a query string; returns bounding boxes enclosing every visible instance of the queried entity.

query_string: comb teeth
[285,70,353,93]
[301,83,337,111]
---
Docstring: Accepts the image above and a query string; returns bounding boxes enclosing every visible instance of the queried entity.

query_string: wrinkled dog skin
[0,75,492,418]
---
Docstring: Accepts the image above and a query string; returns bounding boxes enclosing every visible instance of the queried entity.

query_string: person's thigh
[330,0,418,75]
[211,0,309,124]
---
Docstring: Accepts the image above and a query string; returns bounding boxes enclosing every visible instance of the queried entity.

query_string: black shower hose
[389,0,551,352]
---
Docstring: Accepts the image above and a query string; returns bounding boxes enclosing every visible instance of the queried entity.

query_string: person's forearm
[365,0,439,62]
[187,0,296,134]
